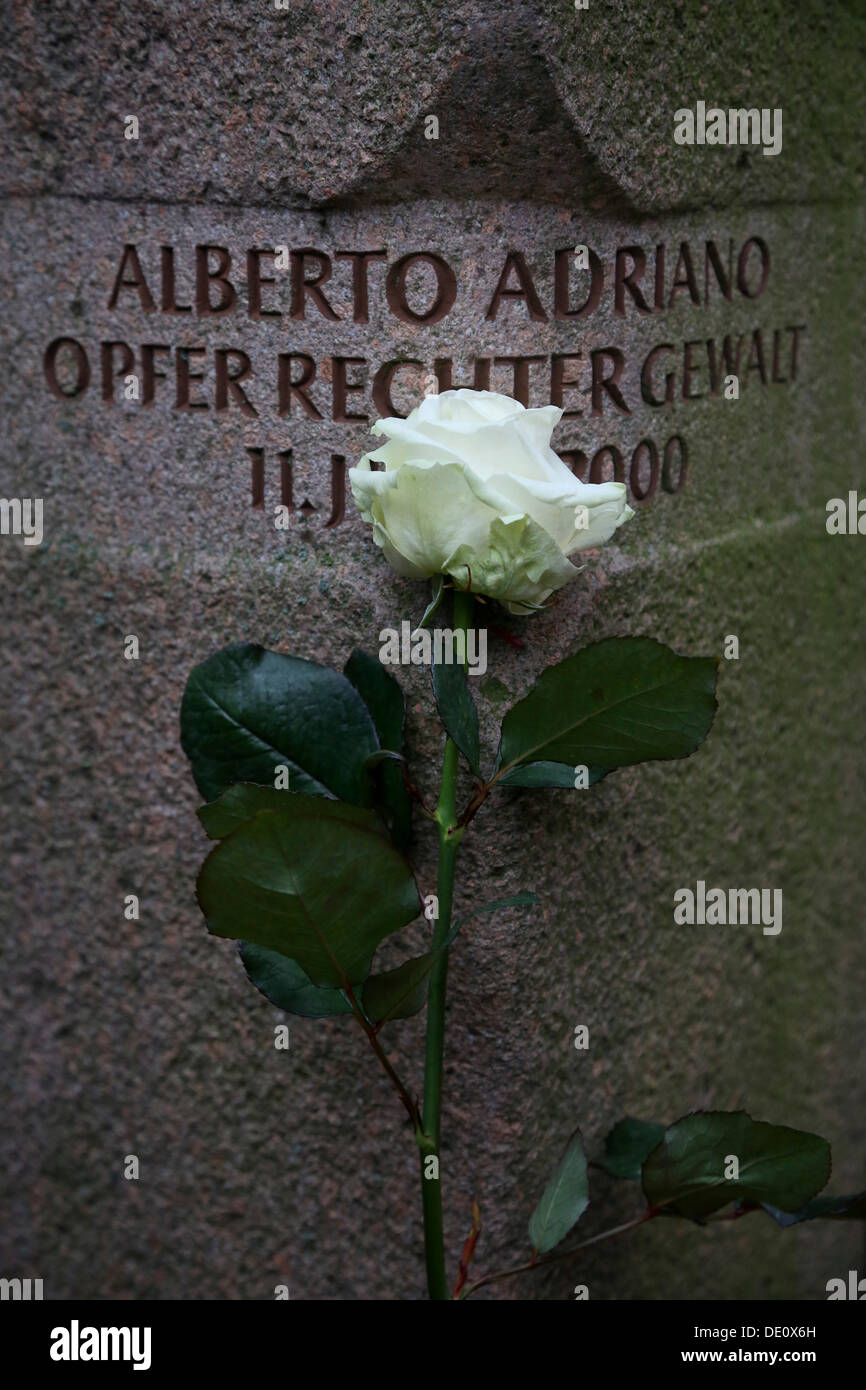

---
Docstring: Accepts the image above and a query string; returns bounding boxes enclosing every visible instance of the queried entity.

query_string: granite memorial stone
[0,0,864,1300]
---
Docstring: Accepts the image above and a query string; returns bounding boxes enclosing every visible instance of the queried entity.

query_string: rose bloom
[349,389,634,614]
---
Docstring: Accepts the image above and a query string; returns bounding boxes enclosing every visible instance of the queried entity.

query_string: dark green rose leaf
[344,648,413,849]
[198,783,290,839]
[761,1191,866,1227]
[363,913,468,1026]
[344,647,404,747]
[239,942,352,1019]
[197,797,421,988]
[496,638,717,778]
[363,951,438,1023]
[452,891,538,933]
[181,642,379,804]
[642,1111,831,1221]
[364,886,535,1025]
[529,1129,590,1254]
[596,1118,667,1180]
[363,749,404,770]
[431,649,481,775]
[196,783,388,841]
[497,761,609,790]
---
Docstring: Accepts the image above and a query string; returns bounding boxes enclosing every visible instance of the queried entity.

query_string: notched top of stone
[1,0,862,212]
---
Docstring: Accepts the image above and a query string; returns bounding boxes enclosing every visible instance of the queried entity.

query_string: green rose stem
[419,585,473,1300]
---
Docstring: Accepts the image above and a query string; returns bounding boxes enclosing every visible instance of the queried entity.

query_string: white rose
[349,389,634,614]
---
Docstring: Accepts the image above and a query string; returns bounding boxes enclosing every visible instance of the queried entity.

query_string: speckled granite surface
[0,1,863,1299]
